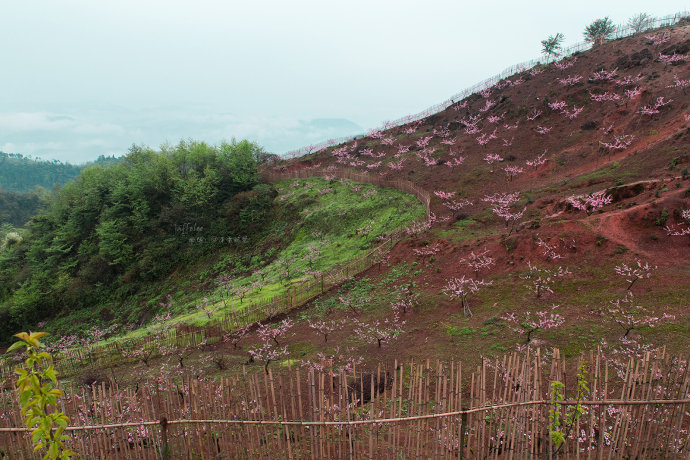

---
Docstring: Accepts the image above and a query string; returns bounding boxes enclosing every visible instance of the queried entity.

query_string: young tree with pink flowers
[562,105,584,119]
[257,319,294,346]
[443,198,473,219]
[526,109,542,121]
[391,283,419,316]
[501,306,565,343]
[521,261,571,298]
[223,323,253,349]
[484,153,503,165]
[557,75,582,86]
[412,245,440,263]
[589,91,621,102]
[554,57,577,70]
[614,259,656,291]
[353,317,405,348]
[443,276,493,317]
[248,342,288,373]
[536,238,563,261]
[606,292,674,338]
[228,284,250,304]
[567,191,612,215]
[434,190,455,200]
[308,319,344,343]
[600,134,634,153]
[503,165,524,181]
[548,101,568,111]
[665,209,690,236]
[639,97,673,115]
[526,152,548,169]
[460,249,495,277]
[246,319,294,372]
[482,192,526,236]
[300,347,363,376]
[122,345,158,367]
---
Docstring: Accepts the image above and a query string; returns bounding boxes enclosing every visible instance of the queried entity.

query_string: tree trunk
[462,296,473,318]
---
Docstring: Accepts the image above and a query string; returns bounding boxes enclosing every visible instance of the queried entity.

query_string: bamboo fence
[1,348,688,458]
[282,11,690,159]
[0,168,431,382]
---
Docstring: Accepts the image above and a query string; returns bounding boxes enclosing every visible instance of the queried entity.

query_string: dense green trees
[0,139,272,340]
[0,152,87,193]
[0,153,120,227]
[0,188,48,226]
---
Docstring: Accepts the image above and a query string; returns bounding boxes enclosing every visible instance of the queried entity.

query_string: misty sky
[1,1,687,163]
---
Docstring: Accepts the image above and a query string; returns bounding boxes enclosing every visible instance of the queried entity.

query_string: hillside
[0,14,690,388]
[0,141,424,348]
[5,20,690,378]
[1,16,690,460]
[0,17,688,388]
[250,24,690,369]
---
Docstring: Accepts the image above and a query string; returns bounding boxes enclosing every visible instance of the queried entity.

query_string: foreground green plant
[9,331,75,459]
[549,361,589,454]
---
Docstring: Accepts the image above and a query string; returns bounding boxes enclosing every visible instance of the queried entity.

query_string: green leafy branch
[549,361,589,456]
[9,331,76,459]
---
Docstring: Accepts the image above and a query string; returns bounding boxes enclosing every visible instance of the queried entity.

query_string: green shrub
[656,209,669,226]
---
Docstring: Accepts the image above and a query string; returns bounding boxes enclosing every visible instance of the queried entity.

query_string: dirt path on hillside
[590,207,654,258]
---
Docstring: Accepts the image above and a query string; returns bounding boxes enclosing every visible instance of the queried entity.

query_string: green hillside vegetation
[0,153,121,227]
[0,152,100,193]
[0,140,269,340]
[161,177,426,330]
[0,141,425,344]
[0,188,48,227]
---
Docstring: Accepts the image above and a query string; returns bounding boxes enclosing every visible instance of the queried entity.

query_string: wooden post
[160,416,169,460]
[459,408,468,460]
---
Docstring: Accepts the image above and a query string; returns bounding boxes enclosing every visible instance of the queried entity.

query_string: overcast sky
[1,1,687,163]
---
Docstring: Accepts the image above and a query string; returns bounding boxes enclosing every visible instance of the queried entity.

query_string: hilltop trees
[584,17,616,46]
[628,13,655,33]
[541,33,564,63]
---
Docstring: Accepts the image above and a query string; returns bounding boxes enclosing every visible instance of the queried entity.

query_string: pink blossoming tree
[482,192,526,235]
[443,276,493,317]
[521,261,571,298]
[614,260,656,290]
[248,342,288,373]
[606,291,674,338]
[460,249,495,277]
[308,319,345,343]
[566,191,612,215]
[353,317,405,348]
[501,306,565,343]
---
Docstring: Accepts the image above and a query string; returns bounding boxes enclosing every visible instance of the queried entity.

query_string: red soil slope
[249,24,690,367]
